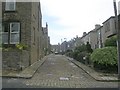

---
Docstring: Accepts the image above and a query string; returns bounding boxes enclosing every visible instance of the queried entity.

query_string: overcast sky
[40,0,120,45]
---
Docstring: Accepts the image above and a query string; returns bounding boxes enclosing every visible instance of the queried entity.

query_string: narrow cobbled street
[23,54,118,88]
[3,54,118,88]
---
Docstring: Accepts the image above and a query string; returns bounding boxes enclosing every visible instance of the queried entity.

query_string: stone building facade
[81,33,89,45]
[42,23,51,55]
[96,26,103,48]
[81,16,116,50]
[2,1,45,70]
[0,2,2,44]
[51,44,60,53]
[102,16,116,46]
[88,24,101,49]
[55,16,116,52]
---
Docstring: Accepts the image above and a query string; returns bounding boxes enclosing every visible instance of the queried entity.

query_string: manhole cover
[59,77,69,81]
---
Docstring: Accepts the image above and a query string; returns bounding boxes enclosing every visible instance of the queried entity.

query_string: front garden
[65,36,118,74]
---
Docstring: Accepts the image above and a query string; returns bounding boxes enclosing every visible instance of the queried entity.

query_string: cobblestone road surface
[22,54,118,88]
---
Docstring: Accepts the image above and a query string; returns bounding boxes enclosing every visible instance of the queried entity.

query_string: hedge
[90,47,117,66]
[104,36,117,47]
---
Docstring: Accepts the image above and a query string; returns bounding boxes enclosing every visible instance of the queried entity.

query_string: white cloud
[40,0,120,44]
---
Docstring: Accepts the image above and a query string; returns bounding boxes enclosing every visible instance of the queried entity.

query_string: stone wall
[2,50,29,71]
[2,2,45,70]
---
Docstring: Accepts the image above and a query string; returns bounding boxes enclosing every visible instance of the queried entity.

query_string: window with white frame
[2,23,9,44]
[10,23,20,44]
[2,22,20,44]
[5,0,16,11]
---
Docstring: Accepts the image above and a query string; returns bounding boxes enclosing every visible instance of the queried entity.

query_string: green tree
[104,36,117,47]
[75,44,86,53]
[86,42,93,53]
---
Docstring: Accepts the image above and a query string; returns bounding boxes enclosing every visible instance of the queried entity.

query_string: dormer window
[5,0,16,11]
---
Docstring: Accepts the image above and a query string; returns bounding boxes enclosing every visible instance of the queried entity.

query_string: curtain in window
[2,32,8,44]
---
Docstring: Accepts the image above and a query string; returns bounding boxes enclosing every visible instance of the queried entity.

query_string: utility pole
[113,0,120,80]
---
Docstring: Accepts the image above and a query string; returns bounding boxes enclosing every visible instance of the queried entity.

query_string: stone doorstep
[67,57,119,81]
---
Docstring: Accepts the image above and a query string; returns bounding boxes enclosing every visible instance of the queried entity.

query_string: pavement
[65,56,119,82]
[1,54,119,81]
[1,56,48,79]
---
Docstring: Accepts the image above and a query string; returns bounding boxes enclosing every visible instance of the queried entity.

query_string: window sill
[4,11,17,13]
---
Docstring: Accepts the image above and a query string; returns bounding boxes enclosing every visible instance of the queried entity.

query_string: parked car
[55,52,59,54]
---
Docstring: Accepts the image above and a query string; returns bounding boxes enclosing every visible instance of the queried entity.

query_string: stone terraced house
[81,17,116,49]
[1,1,46,71]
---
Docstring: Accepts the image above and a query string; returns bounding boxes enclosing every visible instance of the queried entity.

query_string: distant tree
[86,42,93,53]
[66,43,92,64]
[66,49,72,53]
[75,44,87,53]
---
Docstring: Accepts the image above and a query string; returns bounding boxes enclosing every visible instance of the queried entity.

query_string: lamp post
[113,0,120,80]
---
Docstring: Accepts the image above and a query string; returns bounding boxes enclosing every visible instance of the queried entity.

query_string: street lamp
[113,0,120,80]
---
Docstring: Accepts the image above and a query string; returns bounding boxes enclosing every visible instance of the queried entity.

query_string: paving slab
[65,56,119,81]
